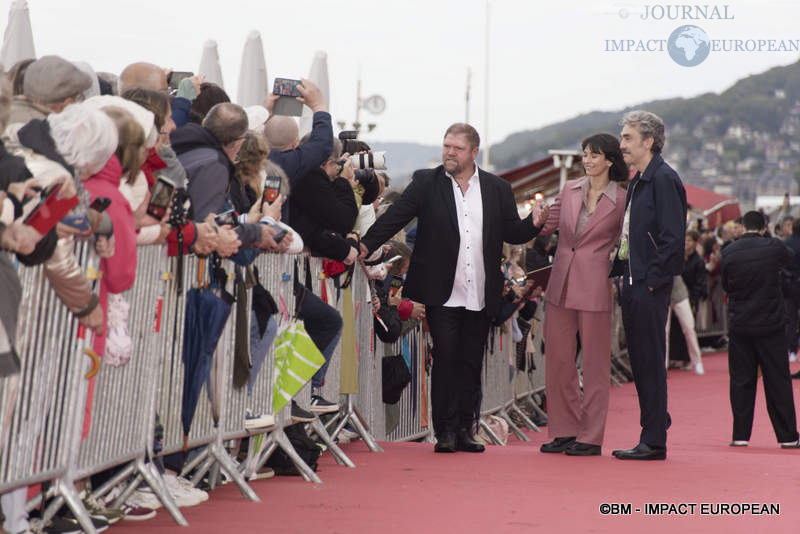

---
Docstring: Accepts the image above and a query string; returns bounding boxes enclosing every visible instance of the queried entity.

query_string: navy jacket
[620,154,687,289]
[722,234,793,336]
[783,234,800,282]
[268,111,333,186]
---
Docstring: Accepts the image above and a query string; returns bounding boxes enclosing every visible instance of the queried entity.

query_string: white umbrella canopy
[1,0,36,71]
[298,51,330,138]
[197,40,224,89]
[236,30,268,108]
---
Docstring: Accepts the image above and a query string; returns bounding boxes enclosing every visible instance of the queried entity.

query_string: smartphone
[167,71,194,92]
[90,197,111,213]
[262,175,281,206]
[24,182,79,234]
[389,275,403,296]
[215,209,239,228]
[269,223,287,244]
[272,77,303,97]
[147,177,175,219]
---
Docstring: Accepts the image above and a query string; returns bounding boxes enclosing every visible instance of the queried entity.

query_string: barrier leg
[179,446,210,478]
[529,393,548,420]
[245,433,278,479]
[39,480,96,534]
[330,395,383,453]
[137,459,188,526]
[111,472,143,509]
[509,403,540,432]
[499,408,530,442]
[309,417,355,468]
[478,418,505,446]
[90,461,136,502]
[189,455,215,487]
[209,440,260,501]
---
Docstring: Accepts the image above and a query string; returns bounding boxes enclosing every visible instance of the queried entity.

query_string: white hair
[49,103,118,177]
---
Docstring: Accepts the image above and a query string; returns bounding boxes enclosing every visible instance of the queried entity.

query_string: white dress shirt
[443,164,485,311]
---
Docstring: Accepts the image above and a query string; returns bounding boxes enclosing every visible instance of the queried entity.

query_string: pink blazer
[541,177,626,312]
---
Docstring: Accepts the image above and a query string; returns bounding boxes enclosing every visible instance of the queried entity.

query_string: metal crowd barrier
[695,274,728,339]
[2,243,546,530]
[1,242,98,533]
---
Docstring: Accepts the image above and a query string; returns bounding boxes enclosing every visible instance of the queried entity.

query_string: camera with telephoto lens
[337,130,387,171]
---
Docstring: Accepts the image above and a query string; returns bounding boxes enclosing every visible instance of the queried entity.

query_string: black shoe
[434,432,457,453]
[539,436,576,453]
[564,441,601,456]
[612,442,666,460]
[456,428,485,452]
[531,412,548,427]
[290,400,315,423]
[309,395,340,414]
[791,370,800,379]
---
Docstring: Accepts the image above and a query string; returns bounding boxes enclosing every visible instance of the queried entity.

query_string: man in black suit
[358,123,548,453]
[721,211,800,448]
[612,110,687,461]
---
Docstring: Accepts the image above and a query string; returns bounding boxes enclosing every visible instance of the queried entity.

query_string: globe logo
[667,25,711,67]
[619,8,629,19]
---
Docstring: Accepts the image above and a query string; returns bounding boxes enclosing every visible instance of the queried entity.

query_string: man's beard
[444,158,464,175]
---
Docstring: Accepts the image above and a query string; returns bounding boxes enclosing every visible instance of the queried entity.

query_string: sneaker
[249,466,276,481]
[128,489,163,510]
[120,503,157,521]
[245,410,276,430]
[41,516,85,534]
[729,440,748,447]
[83,495,124,525]
[790,352,798,363]
[309,395,340,414]
[682,362,693,371]
[694,362,705,375]
[46,515,109,533]
[291,400,315,422]
[163,474,209,506]
[780,439,800,448]
[336,428,360,443]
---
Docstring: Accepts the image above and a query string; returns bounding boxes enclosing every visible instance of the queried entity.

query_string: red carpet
[113,352,800,533]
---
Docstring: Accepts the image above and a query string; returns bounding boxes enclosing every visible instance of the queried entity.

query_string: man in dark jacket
[264,80,331,187]
[360,123,548,453]
[171,102,285,256]
[721,210,800,448]
[612,110,687,461]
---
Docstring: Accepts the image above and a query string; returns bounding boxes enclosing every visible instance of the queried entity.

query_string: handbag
[272,289,326,413]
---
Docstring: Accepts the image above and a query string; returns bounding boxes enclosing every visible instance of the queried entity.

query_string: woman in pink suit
[538,133,628,456]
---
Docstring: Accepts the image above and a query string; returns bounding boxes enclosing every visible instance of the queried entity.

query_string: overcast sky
[4,0,800,147]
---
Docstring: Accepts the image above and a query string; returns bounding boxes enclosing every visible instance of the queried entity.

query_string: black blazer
[361,165,542,318]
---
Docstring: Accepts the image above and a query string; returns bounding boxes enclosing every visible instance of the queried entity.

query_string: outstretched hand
[532,199,549,227]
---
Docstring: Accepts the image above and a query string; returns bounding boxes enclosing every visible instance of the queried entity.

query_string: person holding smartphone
[537,133,628,457]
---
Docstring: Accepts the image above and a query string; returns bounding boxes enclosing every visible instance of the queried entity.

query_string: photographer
[288,138,361,264]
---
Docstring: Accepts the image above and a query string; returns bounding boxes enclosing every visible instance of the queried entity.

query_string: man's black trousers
[620,279,671,448]
[426,305,492,437]
[728,330,799,443]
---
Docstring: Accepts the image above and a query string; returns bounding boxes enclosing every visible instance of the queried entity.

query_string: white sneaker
[789,352,797,363]
[336,428,360,443]
[163,474,208,507]
[128,489,162,510]
[694,362,705,375]
[780,439,800,448]
[729,440,748,447]
[245,411,276,430]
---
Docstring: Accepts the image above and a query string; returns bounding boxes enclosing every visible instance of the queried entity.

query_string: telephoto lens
[350,151,387,170]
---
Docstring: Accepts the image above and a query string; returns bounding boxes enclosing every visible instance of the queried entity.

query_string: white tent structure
[1,0,36,71]
[198,40,224,89]
[298,51,330,138]
[236,31,268,108]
